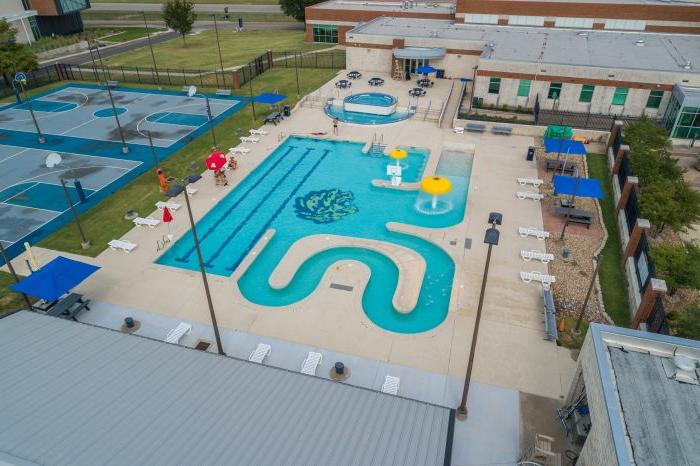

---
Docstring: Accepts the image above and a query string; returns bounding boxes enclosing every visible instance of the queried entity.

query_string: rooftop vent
[635,40,645,47]
[683,61,692,70]
[662,353,699,385]
[577,32,588,37]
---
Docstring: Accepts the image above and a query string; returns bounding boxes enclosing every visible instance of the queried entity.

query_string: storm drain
[330,283,353,292]
[464,238,472,250]
[449,239,457,246]
[194,340,211,351]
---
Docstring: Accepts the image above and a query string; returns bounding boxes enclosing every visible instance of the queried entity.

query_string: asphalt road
[91,2,282,13]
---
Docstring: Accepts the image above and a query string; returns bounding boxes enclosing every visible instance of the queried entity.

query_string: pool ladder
[367,133,386,158]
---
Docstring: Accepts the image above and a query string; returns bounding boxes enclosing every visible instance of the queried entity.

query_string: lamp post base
[81,240,91,250]
[38,137,45,144]
[456,406,468,421]
[122,146,129,154]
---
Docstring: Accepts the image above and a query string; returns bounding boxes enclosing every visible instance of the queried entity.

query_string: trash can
[527,146,535,161]
[436,69,445,79]
[283,105,291,117]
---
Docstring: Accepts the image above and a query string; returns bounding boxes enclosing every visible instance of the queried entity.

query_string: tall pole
[457,240,494,420]
[573,255,602,334]
[19,81,45,144]
[294,51,300,97]
[0,241,33,310]
[212,14,225,83]
[60,178,90,249]
[204,96,217,146]
[559,176,581,240]
[248,63,257,120]
[182,182,224,355]
[93,40,129,154]
[147,130,158,168]
[142,11,159,84]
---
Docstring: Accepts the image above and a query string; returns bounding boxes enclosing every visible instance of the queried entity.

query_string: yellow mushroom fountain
[420,176,452,209]
[388,148,407,167]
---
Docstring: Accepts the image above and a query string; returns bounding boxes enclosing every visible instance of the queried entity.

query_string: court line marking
[1,182,39,202]
[0,206,63,243]
[4,90,90,123]
[0,202,64,214]
[0,143,142,169]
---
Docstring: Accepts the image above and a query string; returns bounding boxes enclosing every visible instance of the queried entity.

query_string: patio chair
[520,271,556,289]
[164,322,192,344]
[186,187,198,196]
[249,129,268,135]
[249,343,272,364]
[108,239,137,253]
[381,375,400,395]
[517,177,543,187]
[518,227,550,240]
[521,250,555,264]
[156,201,181,211]
[229,146,250,155]
[240,136,260,143]
[300,351,322,375]
[133,217,160,228]
[516,191,544,201]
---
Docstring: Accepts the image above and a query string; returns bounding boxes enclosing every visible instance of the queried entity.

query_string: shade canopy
[206,151,227,171]
[544,125,573,140]
[252,93,286,104]
[416,65,437,74]
[553,175,604,199]
[420,176,452,196]
[544,138,587,156]
[393,47,446,60]
[10,256,100,302]
[389,148,407,160]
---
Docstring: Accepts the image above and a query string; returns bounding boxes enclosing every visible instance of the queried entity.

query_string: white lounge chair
[133,217,160,228]
[249,129,268,135]
[453,126,464,134]
[517,177,543,187]
[520,271,556,289]
[240,136,260,143]
[156,201,181,211]
[186,187,197,196]
[300,351,322,375]
[228,146,250,155]
[164,322,192,344]
[108,239,137,253]
[518,227,550,240]
[381,375,400,395]
[249,343,271,364]
[521,250,555,264]
[517,191,544,201]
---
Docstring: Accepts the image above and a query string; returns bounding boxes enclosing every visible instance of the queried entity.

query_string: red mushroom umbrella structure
[206,151,227,171]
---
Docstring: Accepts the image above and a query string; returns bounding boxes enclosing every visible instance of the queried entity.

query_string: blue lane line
[204,147,315,267]
[174,145,297,262]
[225,149,332,272]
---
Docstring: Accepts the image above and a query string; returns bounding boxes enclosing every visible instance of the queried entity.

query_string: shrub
[640,178,700,236]
[650,242,700,294]
[668,301,700,340]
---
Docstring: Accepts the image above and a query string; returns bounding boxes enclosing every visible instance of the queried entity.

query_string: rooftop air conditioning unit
[662,354,700,385]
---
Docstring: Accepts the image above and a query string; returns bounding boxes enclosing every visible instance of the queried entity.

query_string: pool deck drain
[330,283,354,291]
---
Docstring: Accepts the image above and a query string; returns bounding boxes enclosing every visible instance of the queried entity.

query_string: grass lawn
[87,27,167,43]
[82,10,295,22]
[101,30,326,69]
[588,153,631,327]
[38,67,340,256]
[0,271,34,317]
[91,0,278,4]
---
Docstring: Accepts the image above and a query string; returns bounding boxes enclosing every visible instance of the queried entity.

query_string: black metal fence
[536,109,661,131]
[647,296,669,334]
[0,65,65,99]
[272,50,346,70]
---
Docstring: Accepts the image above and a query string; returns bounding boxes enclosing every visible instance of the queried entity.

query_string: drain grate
[330,283,353,292]
[194,340,211,351]
[464,238,472,250]
[449,239,457,246]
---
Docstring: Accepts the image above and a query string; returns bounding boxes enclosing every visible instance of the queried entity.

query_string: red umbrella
[206,151,227,171]
[163,207,173,239]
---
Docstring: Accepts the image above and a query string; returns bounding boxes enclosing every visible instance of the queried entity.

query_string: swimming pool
[158,137,472,333]
[326,92,411,125]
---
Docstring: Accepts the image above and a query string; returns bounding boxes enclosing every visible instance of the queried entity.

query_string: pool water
[344,93,397,107]
[325,106,411,125]
[158,137,472,333]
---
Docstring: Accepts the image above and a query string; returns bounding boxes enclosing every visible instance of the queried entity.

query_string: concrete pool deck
[5,71,576,401]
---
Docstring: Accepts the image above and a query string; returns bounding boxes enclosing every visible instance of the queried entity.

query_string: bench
[492,125,512,135]
[554,207,593,228]
[44,293,91,321]
[545,159,577,175]
[465,123,486,133]
[215,89,231,96]
[106,80,119,88]
[542,288,558,341]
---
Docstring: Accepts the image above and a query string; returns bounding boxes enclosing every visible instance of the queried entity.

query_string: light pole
[16,78,45,144]
[211,13,225,84]
[90,40,129,154]
[457,212,502,420]
[60,178,90,250]
[573,255,602,335]
[248,62,257,120]
[142,11,160,84]
[0,241,33,310]
[167,176,224,355]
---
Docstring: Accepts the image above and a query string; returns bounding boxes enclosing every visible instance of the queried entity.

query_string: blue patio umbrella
[553,175,604,239]
[416,65,437,75]
[251,93,286,105]
[544,138,587,156]
[10,256,100,302]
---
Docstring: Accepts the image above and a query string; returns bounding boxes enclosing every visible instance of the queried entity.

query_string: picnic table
[335,80,351,89]
[417,79,433,88]
[545,159,577,174]
[264,112,283,125]
[409,87,426,97]
[347,71,361,79]
[555,206,593,228]
[41,293,91,320]
[368,77,384,86]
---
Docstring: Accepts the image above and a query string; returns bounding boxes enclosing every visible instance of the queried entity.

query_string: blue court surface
[0,83,244,261]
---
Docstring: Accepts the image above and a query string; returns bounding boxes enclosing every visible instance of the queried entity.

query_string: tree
[162,0,196,46]
[279,0,325,22]
[0,19,37,83]
[624,117,670,154]
[626,118,682,186]
[640,178,700,235]
[668,301,700,340]
[650,242,700,294]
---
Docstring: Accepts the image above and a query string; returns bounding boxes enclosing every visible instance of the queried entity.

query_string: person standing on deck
[332,118,339,135]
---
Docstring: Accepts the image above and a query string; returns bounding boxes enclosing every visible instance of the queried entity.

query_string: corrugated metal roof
[0,312,452,466]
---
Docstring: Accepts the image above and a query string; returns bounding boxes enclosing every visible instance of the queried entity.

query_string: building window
[646,90,664,109]
[517,80,531,97]
[548,83,562,99]
[57,0,90,14]
[312,25,338,44]
[604,19,646,31]
[554,17,594,28]
[28,17,41,41]
[612,87,629,106]
[508,16,545,26]
[579,85,594,103]
[488,77,501,94]
[672,106,700,139]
